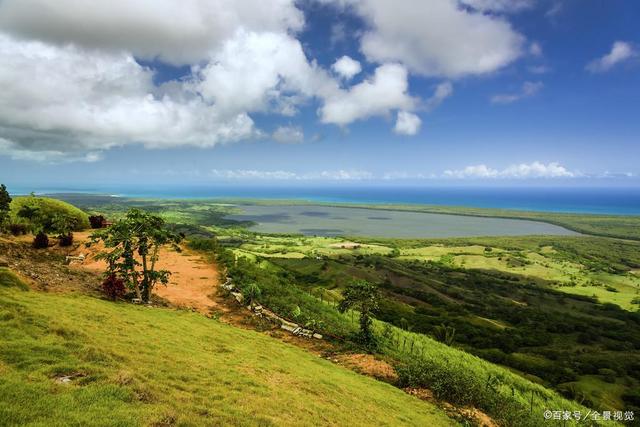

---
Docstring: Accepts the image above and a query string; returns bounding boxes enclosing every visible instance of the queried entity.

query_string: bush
[58,233,74,247]
[89,215,107,229]
[7,223,27,236]
[241,283,262,305]
[33,232,49,249]
[102,274,126,301]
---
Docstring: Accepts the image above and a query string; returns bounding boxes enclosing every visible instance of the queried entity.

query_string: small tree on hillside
[52,214,78,246]
[0,184,11,230]
[88,208,182,303]
[339,280,380,349]
[16,202,49,248]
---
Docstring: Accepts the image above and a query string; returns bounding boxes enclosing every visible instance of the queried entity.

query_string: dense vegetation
[202,239,604,426]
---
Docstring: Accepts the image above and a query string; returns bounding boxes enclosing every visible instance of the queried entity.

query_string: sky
[0,0,639,189]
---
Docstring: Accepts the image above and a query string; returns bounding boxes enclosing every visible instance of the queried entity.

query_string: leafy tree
[0,184,11,230]
[52,214,78,246]
[16,200,49,248]
[88,208,182,303]
[241,283,262,306]
[339,280,380,348]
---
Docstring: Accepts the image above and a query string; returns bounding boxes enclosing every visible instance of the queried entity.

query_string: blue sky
[0,0,639,189]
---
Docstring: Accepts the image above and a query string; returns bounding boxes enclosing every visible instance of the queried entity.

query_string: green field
[0,277,455,426]
[39,194,640,419]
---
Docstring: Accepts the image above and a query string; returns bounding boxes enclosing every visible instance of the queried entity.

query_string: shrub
[241,283,262,306]
[102,274,126,301]
[58,233,74,247]
[8,223,27,236]
[89,215,107,229]
[32,232,49,249]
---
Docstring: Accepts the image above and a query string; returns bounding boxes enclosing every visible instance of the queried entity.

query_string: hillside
[10,196,90,230]
[0,271,455,426]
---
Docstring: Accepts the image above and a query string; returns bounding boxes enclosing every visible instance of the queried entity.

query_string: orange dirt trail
[73,232,223,314]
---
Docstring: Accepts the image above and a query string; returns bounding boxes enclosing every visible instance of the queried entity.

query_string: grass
[0,284,455,426]
[0,269,29,291]
[378,323,601,427]
[10,196,90,230]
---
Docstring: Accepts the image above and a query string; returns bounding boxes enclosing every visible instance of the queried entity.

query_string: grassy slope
[10,196,90,230]
[0,284,455,426]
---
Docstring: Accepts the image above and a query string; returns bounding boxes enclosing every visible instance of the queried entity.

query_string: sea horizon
[9,185,640,216]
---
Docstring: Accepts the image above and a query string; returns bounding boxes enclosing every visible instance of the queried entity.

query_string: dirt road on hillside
[73,232,225,315]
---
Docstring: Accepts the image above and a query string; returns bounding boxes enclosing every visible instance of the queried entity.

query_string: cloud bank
[444,162,576,179]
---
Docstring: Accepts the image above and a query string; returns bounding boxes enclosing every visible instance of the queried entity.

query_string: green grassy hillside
[0,282,455,426]
[10,196,90,230]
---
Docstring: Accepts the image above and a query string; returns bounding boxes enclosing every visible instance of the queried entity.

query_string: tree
[16,201,49,248]
[241,283,262,306]
[338,280,380,349]
[88,209,182,303]
[0,184,11,230]
[52,214,78,246]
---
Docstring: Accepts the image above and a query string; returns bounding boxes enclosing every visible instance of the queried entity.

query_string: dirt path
[73,232,225,315]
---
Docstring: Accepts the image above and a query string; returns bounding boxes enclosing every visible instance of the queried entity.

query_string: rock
[231,292,244,304]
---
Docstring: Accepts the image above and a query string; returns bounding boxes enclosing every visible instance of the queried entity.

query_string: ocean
[15,185,640,215]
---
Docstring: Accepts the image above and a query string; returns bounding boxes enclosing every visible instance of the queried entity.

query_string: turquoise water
[18,185,640,215]
[225,204,580,238]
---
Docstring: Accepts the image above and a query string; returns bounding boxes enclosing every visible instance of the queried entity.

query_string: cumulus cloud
[0,0,304,65]
[272,125,304,144]
[320,63,415,126]
[491,81,543,104]
[332,55,362,80]
[444,161,576,179]
[325,0,525,78]
[191,30,337,117]
[394,111,422,135]
[586,41,637,73]
[0,34,262,155]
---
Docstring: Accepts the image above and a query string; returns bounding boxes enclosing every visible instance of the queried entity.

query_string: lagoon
[225,204,579,238]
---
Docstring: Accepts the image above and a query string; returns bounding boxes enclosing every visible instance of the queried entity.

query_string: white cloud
[191,30,337,117]
[444,161,576,179]
[425,82,454,111]
[491,81,543,104]
[0,138,102,163]
[0,0,304,65]
[528,65,551,74]
[320,63,415,126]
[325,0,525,78]
[394,111,422,135]
[272,125,304,144]
[0,34,258,156]
[460,0,535,13]
[332,55,362,80]
[208,169,373,180]
[529,41,543,57]
[586,41,637,73]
